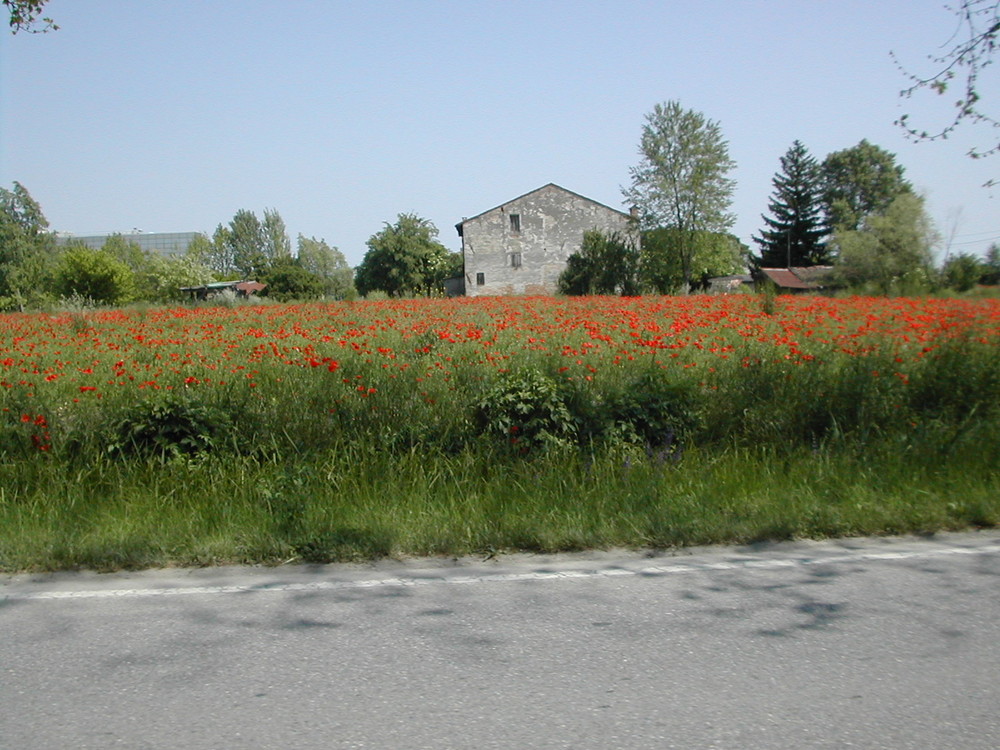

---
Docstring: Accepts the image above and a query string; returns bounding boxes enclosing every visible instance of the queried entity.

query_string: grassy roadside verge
[2,435,996,573]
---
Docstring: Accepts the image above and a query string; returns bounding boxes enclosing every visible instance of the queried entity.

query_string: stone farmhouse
[455,183,637,296]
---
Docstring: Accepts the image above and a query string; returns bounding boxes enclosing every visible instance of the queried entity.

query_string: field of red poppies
[2,294,998,570]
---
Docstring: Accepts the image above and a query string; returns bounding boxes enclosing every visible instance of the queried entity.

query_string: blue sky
[1,0,997,266]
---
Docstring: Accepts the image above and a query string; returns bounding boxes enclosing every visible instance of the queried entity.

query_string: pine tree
[754,141,828,267]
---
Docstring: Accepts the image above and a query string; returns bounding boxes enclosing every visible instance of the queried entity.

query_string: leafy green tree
[189,225,238,278]
[100,234,146,271]
[222,208,291,278]
[893,0,999,171]
[263,208,292,263]
[184,233,217,274]
[640,229,746,293]
[53,247,136,305]
[558,230,640,296]
[0,181,58,310]
[263,258,327,301]
[831,193,938,294]
[622,100,737,292]
[355,213,456,297]
[822,140,913,231]
[754,141,829,267]
[296,235,356,299]
[941,252,986,292]
[141,254,215,303]
[227,209,267,278]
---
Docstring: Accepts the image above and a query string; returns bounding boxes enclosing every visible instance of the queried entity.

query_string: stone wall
[459,184,635,296]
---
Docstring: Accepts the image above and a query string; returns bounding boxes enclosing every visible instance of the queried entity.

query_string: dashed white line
[2,542,997,603]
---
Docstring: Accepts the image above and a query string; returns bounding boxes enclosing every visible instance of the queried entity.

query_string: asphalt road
[2,531,999,750]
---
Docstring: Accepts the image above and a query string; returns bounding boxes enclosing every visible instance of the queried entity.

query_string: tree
[187,225,238,278]
[821,140,913,232]
[4,0,56,33]
[141,254,215,303]
[941,252,985,291]
[262,208,292,263]
[296,234,355,299]
[754,141,829,268]
[100,233,146,271]
[640,229,746,293]
[981,243,1000,284]
[621,101,736,293]
[227,209,267,278]
[830,193,938,294]
[558,230,640,296]
[263,258,328,301]
[893,0,1000,171]
[53,247,136,305]
[0,181,57,310]
[355,213,456,297]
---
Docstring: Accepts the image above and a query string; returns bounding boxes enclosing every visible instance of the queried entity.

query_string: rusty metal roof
[760,268,814,289]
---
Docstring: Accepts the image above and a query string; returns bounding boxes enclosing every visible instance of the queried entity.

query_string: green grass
[1,434,996,573]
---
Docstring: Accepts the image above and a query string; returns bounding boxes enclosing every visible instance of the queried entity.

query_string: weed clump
[108,396,232,462]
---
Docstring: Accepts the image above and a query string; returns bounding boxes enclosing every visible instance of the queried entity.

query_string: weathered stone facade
[456,184,636,296]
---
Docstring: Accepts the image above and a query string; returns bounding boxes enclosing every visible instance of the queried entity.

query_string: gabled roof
[456,183,632,235]
[759,267,834,289]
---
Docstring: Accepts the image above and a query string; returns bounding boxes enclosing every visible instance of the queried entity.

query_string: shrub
[610,370,702,449]
[476,368,576,453]
[108,396,232,461]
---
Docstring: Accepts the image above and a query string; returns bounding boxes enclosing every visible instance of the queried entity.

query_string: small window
[510,252,522,268]
[509,213,521,233]
[476,272,485,286]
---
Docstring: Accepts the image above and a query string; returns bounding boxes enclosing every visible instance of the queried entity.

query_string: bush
[610,370,702,448]
[108,395,232,461]
[476,369,576,453]
[53,248,137,306]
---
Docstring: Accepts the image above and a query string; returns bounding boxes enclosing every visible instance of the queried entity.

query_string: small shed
[180,280,267,300]
[757,267,833,292]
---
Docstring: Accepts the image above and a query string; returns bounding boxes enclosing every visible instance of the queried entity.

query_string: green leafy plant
[108,396,231,461]
[476,368,576,453]
[611,370,702,451]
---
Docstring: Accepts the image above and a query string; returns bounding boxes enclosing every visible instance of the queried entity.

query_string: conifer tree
[754,141,828,267]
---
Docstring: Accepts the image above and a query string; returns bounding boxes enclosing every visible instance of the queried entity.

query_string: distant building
[456,183,637,296]
[56,231,200,257]
[757,266,835,292]
[179,280,266,300]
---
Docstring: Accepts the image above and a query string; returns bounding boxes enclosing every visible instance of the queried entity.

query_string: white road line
[2,543,998,603]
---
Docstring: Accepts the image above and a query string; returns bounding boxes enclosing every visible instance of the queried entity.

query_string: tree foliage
[0,181,57,309]
[53,247,137,305]
[187,226,239,279]
[355,214,458,297]
[140,254,215,303]
[893,0,1000,170]
[831,193,938,294]
[754,141,829,267]
[227,209,267,279]
[822,140,913,232]
[622,101,736,292]
[941,251,986,291]
[4,0,56,33]
[264,259,328,302]
[295,234,355,299]
[640,229,746,293]
[262,208,292,263]
[558,230,640,296]
[982,243,1000,284]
